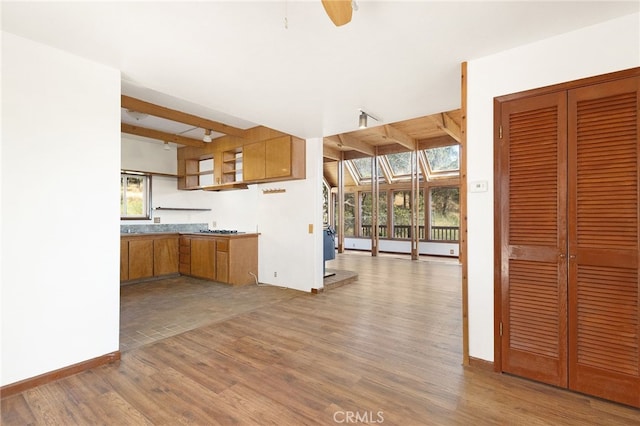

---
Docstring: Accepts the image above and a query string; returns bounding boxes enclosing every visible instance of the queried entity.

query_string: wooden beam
[417,135,458,150]
[428,112,462,143]
[460,61,469,367]
[121,123,206,148]
[381,125,417,150]
[337,134,375,156]
[122,95,247,138]
[323,144,342,161]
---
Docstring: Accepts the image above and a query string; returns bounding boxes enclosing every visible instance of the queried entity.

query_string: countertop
[121,232,259,238]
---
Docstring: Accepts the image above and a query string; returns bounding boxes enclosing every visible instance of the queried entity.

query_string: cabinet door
[567,76,640,407]
[215,239,229,283]
[498,91,568,387]
[154,237,179,276]
[190,238,216,280]
[120,239,129,281]
[179,236,191,275]
[265,136,291,178]
[243,141,266,181]
[128,239,154,281]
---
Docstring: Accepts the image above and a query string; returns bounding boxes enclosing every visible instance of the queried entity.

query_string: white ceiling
[3,1,638,139]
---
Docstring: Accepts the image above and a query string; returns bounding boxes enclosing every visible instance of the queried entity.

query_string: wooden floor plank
[2,252,639,425]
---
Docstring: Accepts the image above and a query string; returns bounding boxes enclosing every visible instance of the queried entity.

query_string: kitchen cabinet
[180,233,258,285]
[215,239,229,283]
[120,239,129,281]
[179,236,191,275]
[242,141,265,181]
[178,157,216,190]
[243,135,305,183]
[127,239,154,281]
[121,233,258,285]
[190,238,216,280]
[221,149,242,184]
[121,233,180,283]
[153,237,179,276]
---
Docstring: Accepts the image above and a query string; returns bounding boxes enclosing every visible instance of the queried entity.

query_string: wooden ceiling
[323,109,461,161]
[321,109,462,187]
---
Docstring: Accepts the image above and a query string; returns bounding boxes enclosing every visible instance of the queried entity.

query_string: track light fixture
[358,109,379,129]
[163,141,171,151]
[203,129,212,143]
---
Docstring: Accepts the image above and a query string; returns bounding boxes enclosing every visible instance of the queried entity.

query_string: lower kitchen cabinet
[121,233,179,284]
[179,236,191,275]
[121,233,258,285]
[153,237,179,276]
[190,238,216,280]
[128,239,154,281]
[120,239,129,281]
[180,233,258,285]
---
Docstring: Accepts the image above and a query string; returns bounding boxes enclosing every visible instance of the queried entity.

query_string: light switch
[469,180,488,193]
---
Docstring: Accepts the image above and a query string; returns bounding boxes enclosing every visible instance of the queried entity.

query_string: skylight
[425,145,459,173]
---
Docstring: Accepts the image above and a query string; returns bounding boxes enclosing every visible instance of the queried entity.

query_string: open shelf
[154,207,212,211]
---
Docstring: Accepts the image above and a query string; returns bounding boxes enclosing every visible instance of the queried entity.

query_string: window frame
[121,172,152,220]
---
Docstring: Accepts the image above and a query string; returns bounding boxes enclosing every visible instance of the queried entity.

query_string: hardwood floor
[2,252,639,425]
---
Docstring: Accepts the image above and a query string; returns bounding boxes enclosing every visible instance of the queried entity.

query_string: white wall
[1,33,121,386]
[466,13,640,362]
[253,138,324,291]
[122,136,177,175]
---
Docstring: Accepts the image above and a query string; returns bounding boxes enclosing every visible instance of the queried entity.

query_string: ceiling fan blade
[321,0,353,27]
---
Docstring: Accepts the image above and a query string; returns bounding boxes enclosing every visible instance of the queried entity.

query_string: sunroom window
[386,152,413,181]
[424,145,460,177]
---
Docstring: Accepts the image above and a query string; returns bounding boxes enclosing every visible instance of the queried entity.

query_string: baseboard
[468,356,495,371]
[0,351,121,399]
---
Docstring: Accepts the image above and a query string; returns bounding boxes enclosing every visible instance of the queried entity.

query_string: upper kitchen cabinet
[178,156,214,190]
[243,135,305,183]
[177,128,305,191]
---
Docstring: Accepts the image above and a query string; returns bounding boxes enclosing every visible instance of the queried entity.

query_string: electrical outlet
[211,221,216,228]
[274,272,278,278]
[154,217,161,224]
[450,249,454,255]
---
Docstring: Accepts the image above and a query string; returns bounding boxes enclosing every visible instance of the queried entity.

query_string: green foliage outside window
[425,145,459,172]
[430,187,459,226]
[344,193,356,236]
[121,173,150,219]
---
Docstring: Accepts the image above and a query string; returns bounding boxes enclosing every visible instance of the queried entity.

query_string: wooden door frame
[492,66,640,373]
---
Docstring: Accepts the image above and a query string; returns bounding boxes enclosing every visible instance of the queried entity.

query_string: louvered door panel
[568,76,640,407]
[500,92,568,387]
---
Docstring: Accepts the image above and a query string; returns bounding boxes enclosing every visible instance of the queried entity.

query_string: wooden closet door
[567,76,639,407]
[499,91,569,387]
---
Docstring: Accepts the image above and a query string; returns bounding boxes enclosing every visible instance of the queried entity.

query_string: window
[360,192,387,237]
[429,186,459,241]
[386,152,413,182]
[351,157,372,180]
[323,181,330,225]
[424,145,460,178]
[392,190,425,239]
[343,193,356,237]
[121,173,151,219]
[346,157,385,185]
